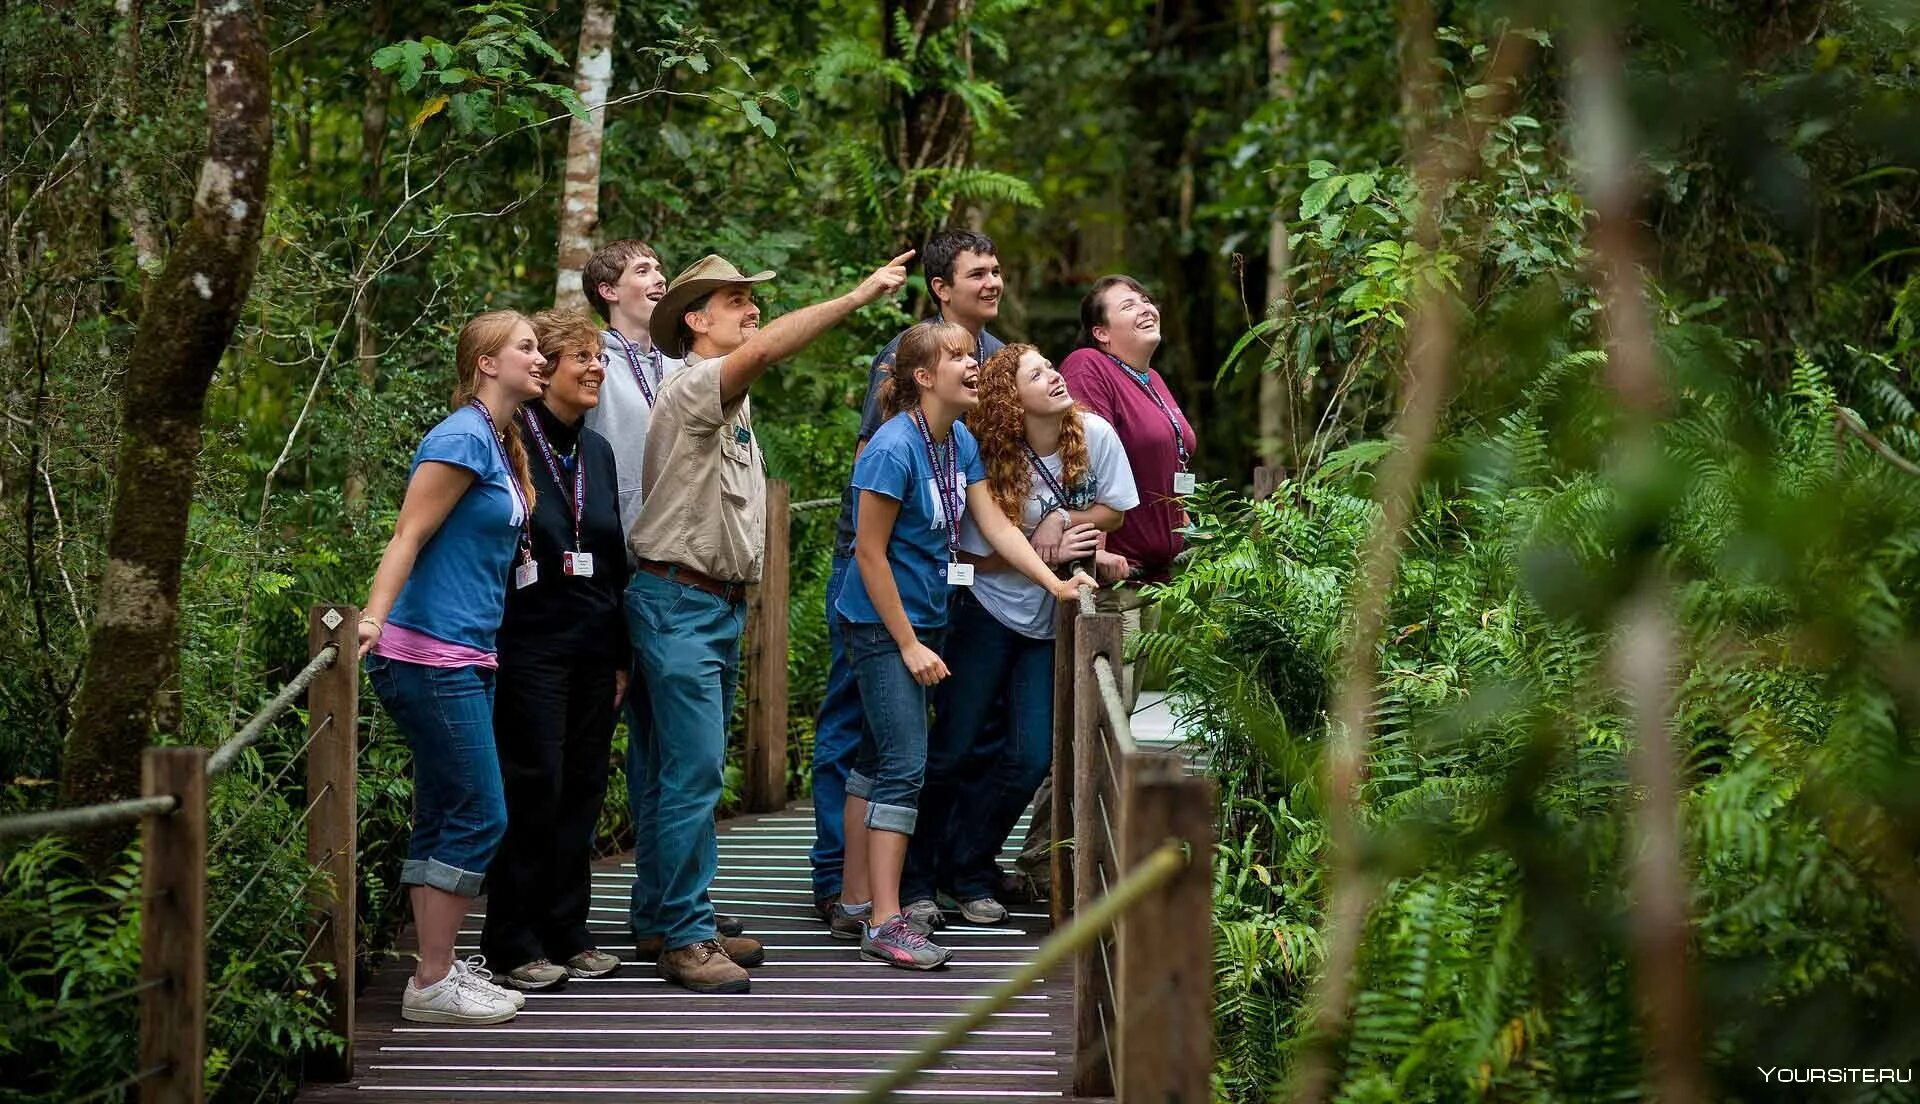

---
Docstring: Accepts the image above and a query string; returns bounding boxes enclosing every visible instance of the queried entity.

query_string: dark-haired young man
[811,230,1006,933]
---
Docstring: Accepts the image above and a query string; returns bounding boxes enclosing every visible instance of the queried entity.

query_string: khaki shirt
[629,352,766,582]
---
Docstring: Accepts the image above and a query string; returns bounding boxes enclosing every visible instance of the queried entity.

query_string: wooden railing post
[1072,610,1124,1099]
[139,746,206,1104]
[743,479,791,813]
[1117,754,1216,1103]
[307,603,359,1081]
[1048,598,1079,930]
[1253,464,1281,501]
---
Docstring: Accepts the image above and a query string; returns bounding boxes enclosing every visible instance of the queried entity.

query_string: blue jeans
[624,570,746,949]
[809,554,864,899]
[843,620,946,835]
[365,655,507,898]
[927,592,1056,901]
[622,644,660,933]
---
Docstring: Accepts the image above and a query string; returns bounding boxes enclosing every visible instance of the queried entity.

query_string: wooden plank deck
[301,804,1110,1103]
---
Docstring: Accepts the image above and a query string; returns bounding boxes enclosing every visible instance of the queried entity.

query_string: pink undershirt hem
[370,622,498,669]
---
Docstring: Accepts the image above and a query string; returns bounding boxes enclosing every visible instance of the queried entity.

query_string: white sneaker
[402,966,517,1024]
[454,955,526,1009]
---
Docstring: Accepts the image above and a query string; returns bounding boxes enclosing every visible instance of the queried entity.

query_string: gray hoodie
[584,327,683,561]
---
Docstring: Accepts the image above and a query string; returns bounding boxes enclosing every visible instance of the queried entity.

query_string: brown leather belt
[637,559,748,605]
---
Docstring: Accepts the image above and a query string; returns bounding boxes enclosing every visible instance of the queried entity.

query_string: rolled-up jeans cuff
[845,770,877,800]
[401,857,487,897]
[864,800,917,835]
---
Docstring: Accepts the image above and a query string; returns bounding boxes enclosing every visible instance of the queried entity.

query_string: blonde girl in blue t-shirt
[831,320,1095,969]
[357,310,547,1024]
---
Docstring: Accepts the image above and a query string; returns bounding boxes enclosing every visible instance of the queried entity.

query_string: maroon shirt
[1059,347,1197,581]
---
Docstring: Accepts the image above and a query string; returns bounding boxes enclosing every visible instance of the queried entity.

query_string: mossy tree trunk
[59,0,271,855]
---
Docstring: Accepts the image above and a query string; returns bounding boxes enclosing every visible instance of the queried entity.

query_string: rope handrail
[854,841,1189,1103]
[1091,655,1135,754]
[0,795,179,843]
[791,495,839,512]
[208,641,341,777]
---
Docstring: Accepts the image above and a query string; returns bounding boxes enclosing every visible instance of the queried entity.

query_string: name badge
[1172,471,1197,496]
[946,562,975,587]
[515,559,540,589]
[564,551,595,578]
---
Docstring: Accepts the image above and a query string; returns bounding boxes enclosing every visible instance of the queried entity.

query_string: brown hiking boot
[636,933,765,968]
[658,939,751,994]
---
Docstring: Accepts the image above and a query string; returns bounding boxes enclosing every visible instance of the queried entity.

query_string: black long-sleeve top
[497,399,633,667]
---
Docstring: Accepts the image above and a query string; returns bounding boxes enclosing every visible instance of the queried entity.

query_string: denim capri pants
[841,619,947,836]
[366,654,508,897]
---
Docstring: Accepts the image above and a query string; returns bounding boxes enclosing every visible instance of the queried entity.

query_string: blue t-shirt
[385,405,525,651]
[833,322,1004,556]
[836,412,987,630]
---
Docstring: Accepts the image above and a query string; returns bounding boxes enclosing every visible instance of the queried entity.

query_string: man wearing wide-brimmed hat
[624,249,913,995]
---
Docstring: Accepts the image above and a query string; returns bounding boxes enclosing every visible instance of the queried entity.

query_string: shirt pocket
[719,424,754,506]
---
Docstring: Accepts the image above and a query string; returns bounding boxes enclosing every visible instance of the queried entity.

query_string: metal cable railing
[0,605,362,1104]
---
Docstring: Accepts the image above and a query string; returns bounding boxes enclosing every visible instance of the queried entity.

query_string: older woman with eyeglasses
[479,308,634,990]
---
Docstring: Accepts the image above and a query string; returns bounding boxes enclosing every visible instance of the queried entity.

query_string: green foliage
[372,3,585,134]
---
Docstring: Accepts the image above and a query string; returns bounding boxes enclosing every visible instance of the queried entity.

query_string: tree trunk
[346,0,393,513]
[113,0,164,278]
[1259,9,1294,473]
[882,0,972,235]
[60,0,271,848]
[553,0,617,312]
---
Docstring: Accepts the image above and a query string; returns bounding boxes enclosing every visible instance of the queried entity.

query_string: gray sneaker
[861,914,953,971]
[902,898,945,934]
[565,948,622,978]
[502,958,568,991]
[828,900,868,941]
[957,897,1009,924]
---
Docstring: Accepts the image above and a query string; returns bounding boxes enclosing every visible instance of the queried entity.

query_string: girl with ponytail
[830,321,1096,970]
[358,309,549,1026]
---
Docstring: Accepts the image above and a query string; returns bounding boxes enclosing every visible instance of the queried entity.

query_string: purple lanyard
[606,329,660,408]
[1106,354,1189,471]
[468,401,533,562]
[518,407,588,551]
[1022,440,1074,514]
[910,409,963,561]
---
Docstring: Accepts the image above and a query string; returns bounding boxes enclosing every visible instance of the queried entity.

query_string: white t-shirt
[959,412,1139,639]
[583,329,683,562]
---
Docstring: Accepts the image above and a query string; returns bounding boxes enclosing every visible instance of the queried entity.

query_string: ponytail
[453,310,538,511]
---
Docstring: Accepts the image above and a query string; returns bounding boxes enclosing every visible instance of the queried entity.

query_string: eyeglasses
[563,350,610,368]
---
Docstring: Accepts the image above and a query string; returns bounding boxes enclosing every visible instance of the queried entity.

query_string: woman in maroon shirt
[1056,275,1198,585]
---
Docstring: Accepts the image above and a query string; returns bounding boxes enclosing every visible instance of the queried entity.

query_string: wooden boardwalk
[300,691,1192,1103]
[300,804,1106,1103]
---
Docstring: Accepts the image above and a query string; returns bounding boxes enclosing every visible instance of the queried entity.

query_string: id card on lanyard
[912,409,973,587]
[520,407,595,579]
[470,401,539,588]
[1109,354,1195,495]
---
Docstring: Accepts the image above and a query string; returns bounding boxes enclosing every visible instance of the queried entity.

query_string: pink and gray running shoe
[860,914,954,970]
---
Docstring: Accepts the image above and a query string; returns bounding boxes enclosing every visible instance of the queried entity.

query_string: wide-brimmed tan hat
[649,254,776,358]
